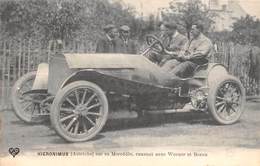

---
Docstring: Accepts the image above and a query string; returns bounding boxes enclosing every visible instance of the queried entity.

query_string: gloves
[177,54,190,61]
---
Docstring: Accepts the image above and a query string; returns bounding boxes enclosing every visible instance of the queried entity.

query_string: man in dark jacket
[95,24,120,53]
[118,25,138,54]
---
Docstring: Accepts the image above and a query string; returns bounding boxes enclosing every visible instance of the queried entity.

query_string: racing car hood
[64,53,161,71]
[63,53,183,87]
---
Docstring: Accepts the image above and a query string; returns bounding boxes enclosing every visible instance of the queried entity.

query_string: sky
[121,0,260,18]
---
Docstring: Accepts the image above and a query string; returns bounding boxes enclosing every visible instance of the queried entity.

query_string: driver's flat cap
[161,21,177,30]
[103,24,116,32]
[120,25,130,31]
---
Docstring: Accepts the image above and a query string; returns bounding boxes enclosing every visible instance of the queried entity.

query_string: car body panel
[64,53,160,70]
[32,63,49,90]
[47,56,76,95]
[33,53,228,96]
[193,63,228,79]
[61,69,176,96]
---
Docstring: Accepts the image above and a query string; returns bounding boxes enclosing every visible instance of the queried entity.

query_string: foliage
[163,0,215,38]
[230,15,260,46]
[208,15,260,47]
[0,0,143,43]
[0,0,84,42]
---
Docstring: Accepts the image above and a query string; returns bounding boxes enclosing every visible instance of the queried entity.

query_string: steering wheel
[145,35,164,53]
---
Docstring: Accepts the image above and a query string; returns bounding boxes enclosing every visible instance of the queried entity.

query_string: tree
[163,0,215,38]
[230,15,260,46]
[0,0,84,41]
[0,0,139,43]
[0,0,45,38]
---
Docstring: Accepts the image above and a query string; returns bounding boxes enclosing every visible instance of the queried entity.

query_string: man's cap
[160,21,177,30]
[119,25,130,32]
[103,24,116,32]
[192,22,204,32]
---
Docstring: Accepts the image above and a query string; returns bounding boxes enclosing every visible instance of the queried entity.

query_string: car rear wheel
[11,71,47,123]
[207,75,245,125]
[50,81,108,142]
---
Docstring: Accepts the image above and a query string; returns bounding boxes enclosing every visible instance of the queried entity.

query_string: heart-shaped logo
[9,148,20,157]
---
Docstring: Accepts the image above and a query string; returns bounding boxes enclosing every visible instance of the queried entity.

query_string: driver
[148,21,187,65]
[164,23,214,78]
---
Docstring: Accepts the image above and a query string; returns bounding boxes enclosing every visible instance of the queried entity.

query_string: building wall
[210,0,247,31]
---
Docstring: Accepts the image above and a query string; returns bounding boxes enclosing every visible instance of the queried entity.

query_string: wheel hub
[225,97,233,104]
[74,104,88,115]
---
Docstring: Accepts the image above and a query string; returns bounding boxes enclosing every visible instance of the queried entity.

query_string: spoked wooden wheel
[208,75,245,125]
[50,81,108,142]
[11,71,47,123]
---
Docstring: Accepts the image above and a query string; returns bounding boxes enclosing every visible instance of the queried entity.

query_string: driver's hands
[159,58,168,66]
[163,54,172,60]
[177,54,190,61]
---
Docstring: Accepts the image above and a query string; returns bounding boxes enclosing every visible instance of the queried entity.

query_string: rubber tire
[11,71,46,123]
[207,75,245,125]
[50,81,109,142]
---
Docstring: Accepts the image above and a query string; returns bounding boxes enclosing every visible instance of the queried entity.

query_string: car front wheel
[50,81,108,142]
[207,75,245,125]
[11,71,48,123]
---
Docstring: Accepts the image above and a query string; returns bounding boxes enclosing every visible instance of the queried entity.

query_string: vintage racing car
[11,35,245,142]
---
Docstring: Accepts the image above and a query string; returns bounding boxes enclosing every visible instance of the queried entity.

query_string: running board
[145,108,192,114]
[22,89,48,95]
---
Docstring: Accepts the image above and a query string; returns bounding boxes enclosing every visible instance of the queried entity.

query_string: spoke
[22,98,40,104]
[223,105,230,115]
[82,118,88,133]
[19,98,30,104]
[60,107,74,113]
[74,121,79,134]
[60,114,75,123]
[22,103,33,112]
[81,90,87,104]
[216,101,225,107]
[22,96,33,102]
[68,126,74,133]
[230,101,239,105]
[217,104,226,113]
[84,115,96,126]
[218,88,225,96]
[225,106,231,115]
[30,104,38,118]
[22,98,34,103]
[66,97,76,108]
[216,96,225,101]
[230,105,237,113]
[230,87,237,94]
[75,90,80,105]
[87,103,101,110]
[87,112,102,117]
[84,93,96,106]
[65,117,77,131]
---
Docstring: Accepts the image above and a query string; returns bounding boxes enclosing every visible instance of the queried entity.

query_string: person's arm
[167,35,188,51]
[163,49,179,58]
[185,40,212,60]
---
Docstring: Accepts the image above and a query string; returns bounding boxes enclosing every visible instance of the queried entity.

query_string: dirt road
[1,101,259,156]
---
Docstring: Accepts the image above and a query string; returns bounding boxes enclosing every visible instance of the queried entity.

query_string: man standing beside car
[118,25,138,54]
[95,24,120,53]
